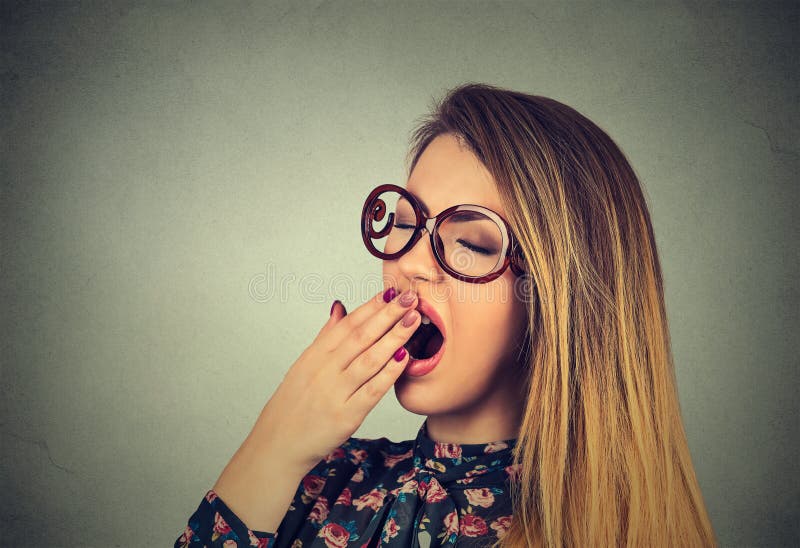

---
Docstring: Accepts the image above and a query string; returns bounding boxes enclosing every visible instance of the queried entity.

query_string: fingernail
[402,309,419,327]
[382,287,397,303]
[393,347,407,361]
[398,290,416,307]
[330,300,339,316]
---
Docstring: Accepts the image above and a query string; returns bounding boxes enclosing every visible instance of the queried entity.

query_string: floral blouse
[175,419,520,548]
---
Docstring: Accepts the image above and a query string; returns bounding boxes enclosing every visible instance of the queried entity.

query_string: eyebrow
[399,193,495,224]
[399,193,429,216]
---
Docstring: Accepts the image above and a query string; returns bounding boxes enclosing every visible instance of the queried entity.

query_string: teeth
[420,314,431,325]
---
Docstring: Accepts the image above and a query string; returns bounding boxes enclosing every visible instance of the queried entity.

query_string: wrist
[246,415,323,476]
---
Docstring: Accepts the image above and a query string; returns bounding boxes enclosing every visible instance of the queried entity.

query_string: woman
[175,83,716,547]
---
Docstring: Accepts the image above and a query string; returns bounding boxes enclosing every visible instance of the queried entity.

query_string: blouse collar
[411,418,519,486]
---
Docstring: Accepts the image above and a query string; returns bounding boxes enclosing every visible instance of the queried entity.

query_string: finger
[345,336,413,415]
[324,287,405,349]
[341,307,420,397]
[334,289,418,369]
[328,300,348,324]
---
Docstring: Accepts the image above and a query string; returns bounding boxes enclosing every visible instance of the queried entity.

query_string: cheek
[451,280,525,362]
[452,301,517,358]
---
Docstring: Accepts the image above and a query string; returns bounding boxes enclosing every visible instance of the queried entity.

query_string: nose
[396,227,445,284]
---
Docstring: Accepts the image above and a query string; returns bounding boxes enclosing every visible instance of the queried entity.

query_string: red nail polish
[330,300,339,316]
[393,347,407,361]
[382,287,397,303]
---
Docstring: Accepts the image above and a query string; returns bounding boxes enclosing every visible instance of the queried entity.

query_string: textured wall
[1,1,797,546]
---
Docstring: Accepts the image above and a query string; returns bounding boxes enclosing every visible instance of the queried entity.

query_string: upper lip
[414,297,446,339]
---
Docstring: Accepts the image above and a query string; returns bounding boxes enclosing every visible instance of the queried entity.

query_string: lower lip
[402,338,446,377]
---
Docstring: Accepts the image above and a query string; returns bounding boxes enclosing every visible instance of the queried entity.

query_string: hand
[246,287,420,472]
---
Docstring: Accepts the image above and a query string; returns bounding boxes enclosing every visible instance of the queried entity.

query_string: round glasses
[361,184,526,283]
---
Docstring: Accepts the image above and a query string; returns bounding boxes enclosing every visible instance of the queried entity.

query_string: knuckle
[350,350,384,380]
[364,381,383,401]
[343,357,363,380]
[357,348,378,370]
[352,326,372,347]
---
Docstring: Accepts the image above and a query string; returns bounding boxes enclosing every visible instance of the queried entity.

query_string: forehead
[405,134,505,217]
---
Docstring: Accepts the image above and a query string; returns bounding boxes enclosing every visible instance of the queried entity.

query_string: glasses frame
[361,183,526,284]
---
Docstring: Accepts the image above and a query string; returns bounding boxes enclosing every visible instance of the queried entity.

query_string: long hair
[405,83,716,547]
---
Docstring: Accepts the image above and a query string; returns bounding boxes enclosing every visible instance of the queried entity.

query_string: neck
[425,358,528,445]
[425,394,523,445]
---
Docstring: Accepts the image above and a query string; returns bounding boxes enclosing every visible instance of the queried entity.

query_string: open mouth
[405,314,444,360]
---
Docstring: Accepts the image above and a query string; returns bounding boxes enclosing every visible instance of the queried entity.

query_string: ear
[510,252,527,277]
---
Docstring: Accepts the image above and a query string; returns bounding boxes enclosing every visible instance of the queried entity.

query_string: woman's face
[384,133,529,442]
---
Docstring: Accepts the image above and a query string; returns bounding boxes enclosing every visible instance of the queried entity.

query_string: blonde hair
[405,83,716,547]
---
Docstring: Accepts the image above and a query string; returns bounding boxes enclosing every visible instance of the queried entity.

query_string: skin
[386,133,530,445]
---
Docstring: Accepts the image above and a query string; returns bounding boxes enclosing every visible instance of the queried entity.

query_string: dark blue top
[175,419,519,547]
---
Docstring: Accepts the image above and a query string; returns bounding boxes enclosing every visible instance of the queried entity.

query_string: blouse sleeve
[174,490,276,548]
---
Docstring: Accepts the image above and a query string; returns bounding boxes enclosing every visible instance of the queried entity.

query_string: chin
[395,390,447,417]
[392,379,443,416]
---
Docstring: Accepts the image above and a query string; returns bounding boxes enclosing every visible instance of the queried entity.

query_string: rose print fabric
[175,419,519,547]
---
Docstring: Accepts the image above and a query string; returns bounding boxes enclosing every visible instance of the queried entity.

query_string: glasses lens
[364,189,418,256]
[435,208,505,277]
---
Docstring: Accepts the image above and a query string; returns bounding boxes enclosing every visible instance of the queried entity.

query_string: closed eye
[457,239,492,255]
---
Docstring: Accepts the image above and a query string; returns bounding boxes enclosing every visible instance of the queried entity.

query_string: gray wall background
[1,1,797,546]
